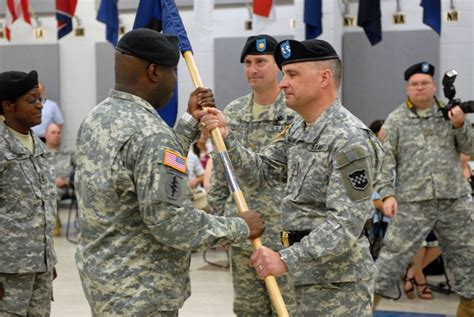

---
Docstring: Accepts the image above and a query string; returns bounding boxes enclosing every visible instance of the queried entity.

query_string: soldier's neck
[253,85,280,105]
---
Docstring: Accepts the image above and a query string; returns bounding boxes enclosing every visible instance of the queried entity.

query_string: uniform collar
[292,99,342,143]
[404,99,443,119]
[0,122,47,158]
[109,89,161,120]
[240,90,287,122]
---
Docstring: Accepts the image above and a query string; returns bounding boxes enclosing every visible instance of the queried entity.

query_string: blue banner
[304,0,322,39]
[97,0,119,45]
[134,0,195,126]
[420,0,441,35]
[357,0,382,46]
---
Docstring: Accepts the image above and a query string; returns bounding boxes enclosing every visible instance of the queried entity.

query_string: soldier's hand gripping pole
[183,51,289,317]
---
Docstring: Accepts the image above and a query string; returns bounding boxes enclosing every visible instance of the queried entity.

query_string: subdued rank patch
[347,169,369,190]
[163,148,187,174]
[158,167,186,207]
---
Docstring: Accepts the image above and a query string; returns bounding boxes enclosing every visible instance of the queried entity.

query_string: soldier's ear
[1,100,15,115]
[147,63,160,83]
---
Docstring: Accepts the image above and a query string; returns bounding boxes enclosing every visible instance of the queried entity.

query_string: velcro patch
[163,149,187,174]
[336,147,372,201]
[157,168,186,207]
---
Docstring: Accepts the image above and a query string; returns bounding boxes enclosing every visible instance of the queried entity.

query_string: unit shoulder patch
[157,168,186,207]
[335,147,372,201]
[347,169,369,190]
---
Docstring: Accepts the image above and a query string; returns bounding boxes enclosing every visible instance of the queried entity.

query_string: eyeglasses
[24,97,47,106]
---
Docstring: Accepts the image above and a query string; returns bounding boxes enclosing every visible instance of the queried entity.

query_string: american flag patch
[163,149,187,174]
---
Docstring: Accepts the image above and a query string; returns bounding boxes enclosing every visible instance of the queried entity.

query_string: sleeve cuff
[379,187,395,201]
[234,217,250,240]
[176,113,200,140]
[181,111,199,128]
[278,248,298,272]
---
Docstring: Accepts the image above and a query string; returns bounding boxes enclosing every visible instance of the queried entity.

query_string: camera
[441,69,474,120]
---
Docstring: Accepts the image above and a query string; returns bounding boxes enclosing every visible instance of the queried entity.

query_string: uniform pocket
[287,149,330,203]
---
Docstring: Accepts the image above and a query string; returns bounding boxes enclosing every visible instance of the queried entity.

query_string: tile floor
[50,208,460,317]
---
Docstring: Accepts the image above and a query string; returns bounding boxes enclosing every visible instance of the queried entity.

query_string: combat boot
[457,296,474,317]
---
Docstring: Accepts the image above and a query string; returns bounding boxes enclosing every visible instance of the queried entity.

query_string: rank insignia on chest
[163,149,187,174]
[347,169,368,190]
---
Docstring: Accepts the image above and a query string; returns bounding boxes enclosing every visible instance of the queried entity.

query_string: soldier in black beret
[404,61,435,81]
[200,38,383,315]
[0,70,58,316]
[374,60,474,316]
[239,34,278,63]
[207,33,298,316]
[75,28,265,315]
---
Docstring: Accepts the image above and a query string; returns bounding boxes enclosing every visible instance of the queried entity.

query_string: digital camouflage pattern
[0,271,53,316]
[75,90,250,315]
[0,123,57,315]
[50,147,74,199]
[294,279,373,316]
[376,103,474,202]
[208,91,298,315]
[374,102,474,299]
[225,99,384,314]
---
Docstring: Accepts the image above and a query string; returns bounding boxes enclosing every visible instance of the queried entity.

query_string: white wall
[1,0,472,147]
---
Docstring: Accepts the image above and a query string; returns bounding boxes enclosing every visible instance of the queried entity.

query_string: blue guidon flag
[281,40,291,59]
[133,0,194,127]
[256,38,266,52]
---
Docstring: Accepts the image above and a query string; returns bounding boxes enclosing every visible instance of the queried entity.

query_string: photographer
[374,62,474,316]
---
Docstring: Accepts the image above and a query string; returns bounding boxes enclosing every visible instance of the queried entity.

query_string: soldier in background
[0,70,57,316]
[207,34,297,316]
[201,39,383,316]
[374,62,474,316]
[44,123,75,237]
[74,29,265,316]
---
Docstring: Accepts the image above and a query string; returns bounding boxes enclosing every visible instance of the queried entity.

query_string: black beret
[240,34,278,63]
[116,28,180,67]
[274,39,340,70]
[0,70,38,101]
[404,62,435,81]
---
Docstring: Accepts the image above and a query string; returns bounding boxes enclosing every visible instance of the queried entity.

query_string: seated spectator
[403,231,441,300]
[31,83,64,142]
[194,134,213,191]
[187,135,212,212]
[44,123,75,236]
[187,143,205,190]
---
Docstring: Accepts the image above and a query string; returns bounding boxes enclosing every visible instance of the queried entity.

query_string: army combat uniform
[375,102,474,300]
[50,147,74,199]
[208,91,298,316]
[224,100,384,316]
[75,90,251,315]
[0,123,57,316]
